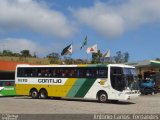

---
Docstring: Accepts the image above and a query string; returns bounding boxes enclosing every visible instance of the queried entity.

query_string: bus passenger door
[110,67,125,99]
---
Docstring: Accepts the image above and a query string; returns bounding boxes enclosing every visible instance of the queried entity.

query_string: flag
[101,50,111,63]
[61,44,72,56]
[80,36,87,50]
[102,50,110,58]
[86,44,98,54]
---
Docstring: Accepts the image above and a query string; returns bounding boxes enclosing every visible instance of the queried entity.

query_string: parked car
[139,78,156,95]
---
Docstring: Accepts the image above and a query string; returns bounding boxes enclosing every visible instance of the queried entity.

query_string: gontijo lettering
[38,79,62,83]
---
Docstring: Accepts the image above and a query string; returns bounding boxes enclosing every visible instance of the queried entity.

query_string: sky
[0,0,160,62]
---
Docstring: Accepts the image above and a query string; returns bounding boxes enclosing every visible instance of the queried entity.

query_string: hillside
[0,56,50,65]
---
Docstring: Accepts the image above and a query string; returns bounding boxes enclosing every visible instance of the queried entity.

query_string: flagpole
[86,36,88,64]
[80,35,88,64]
[86,45,88,64]
[71,41,73,64]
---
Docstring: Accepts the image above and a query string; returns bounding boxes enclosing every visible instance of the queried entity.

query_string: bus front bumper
[124,91,141,100]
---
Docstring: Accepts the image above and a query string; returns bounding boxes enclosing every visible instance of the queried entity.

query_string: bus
[15,64,140,102]
[0,71,16,96]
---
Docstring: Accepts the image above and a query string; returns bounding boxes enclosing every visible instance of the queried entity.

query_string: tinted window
[17,67,108,78]
[110,67,125,91]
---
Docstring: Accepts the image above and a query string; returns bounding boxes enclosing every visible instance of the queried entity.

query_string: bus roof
[16,64,134,68]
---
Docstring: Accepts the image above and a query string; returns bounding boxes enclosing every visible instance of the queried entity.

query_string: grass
[0,56,50,64]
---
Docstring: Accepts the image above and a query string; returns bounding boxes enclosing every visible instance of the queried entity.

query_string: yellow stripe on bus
[16,78,77,97]
[49,78,77,97]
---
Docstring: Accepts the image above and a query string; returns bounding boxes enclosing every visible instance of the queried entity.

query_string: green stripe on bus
[75,78,96,97]
[67,78,86,97]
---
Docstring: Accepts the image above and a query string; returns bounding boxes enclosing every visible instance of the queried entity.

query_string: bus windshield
[110,67,138,91]
[123,68,139,90]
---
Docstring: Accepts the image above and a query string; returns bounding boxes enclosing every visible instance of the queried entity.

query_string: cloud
[73,0,160,38]
[0,0,75,38]
[0,38,46,56]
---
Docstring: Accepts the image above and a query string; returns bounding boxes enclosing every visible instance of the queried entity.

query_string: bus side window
[80,68,86,78]
[18,68,25,77]
[25,68,32,77]
[44,69,49,77]
[37,68,45,77]
[86,69,91,77]
[61,69,66,77]
[41,69,46,77]
[38,69,42,77]
[98,69,107,78]
[32,68,38,77]
[86,68,96,78]
[77,69,80,78]
[50,69,56,77]
[72,69,77,77]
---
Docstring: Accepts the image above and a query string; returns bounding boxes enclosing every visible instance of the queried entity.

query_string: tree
[91,50,102,64]
[13,53,21,57]
[74,59,88,64]
[114,51,123,63]
[155,58,160,61]
[2,50,13,56]
[124,52,129,62]
[47,52,61,64]
[33,52,37,58]
[20,50,32,57]
[63,56,73,64]
[113,51,130,63]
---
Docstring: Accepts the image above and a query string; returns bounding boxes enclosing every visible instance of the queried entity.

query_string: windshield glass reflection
[110,67,139,91]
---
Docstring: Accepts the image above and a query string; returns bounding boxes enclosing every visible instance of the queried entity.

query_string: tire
[30,89,39,99]
[39,89,48,99]
[98,92,108,103]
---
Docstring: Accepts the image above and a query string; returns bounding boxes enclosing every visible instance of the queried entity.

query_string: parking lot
[0,94,160,114]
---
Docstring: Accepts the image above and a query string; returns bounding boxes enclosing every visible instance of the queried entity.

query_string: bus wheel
[30,89,39,99]
[98,92,108,103]
[39,89,48,99]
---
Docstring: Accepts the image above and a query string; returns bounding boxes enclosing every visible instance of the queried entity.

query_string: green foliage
[91,50,102,64]
[124,52,129,62]
[74,59,88,64]
[47,52,61,64]
[33,52,37,58]
[20,50,32,57]
[113,51,129,63]
[63,56,73,64]
[0,49,34,58]
[0,49,132,64]
[155,58,160,61]
[2,50,13,56]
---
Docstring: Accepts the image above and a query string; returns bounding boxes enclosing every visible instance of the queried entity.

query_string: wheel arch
[39,88,47,92]
[39,88,48,95]
[30,88,38,95]
[96,90,108,99]
[39,88,48,99]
